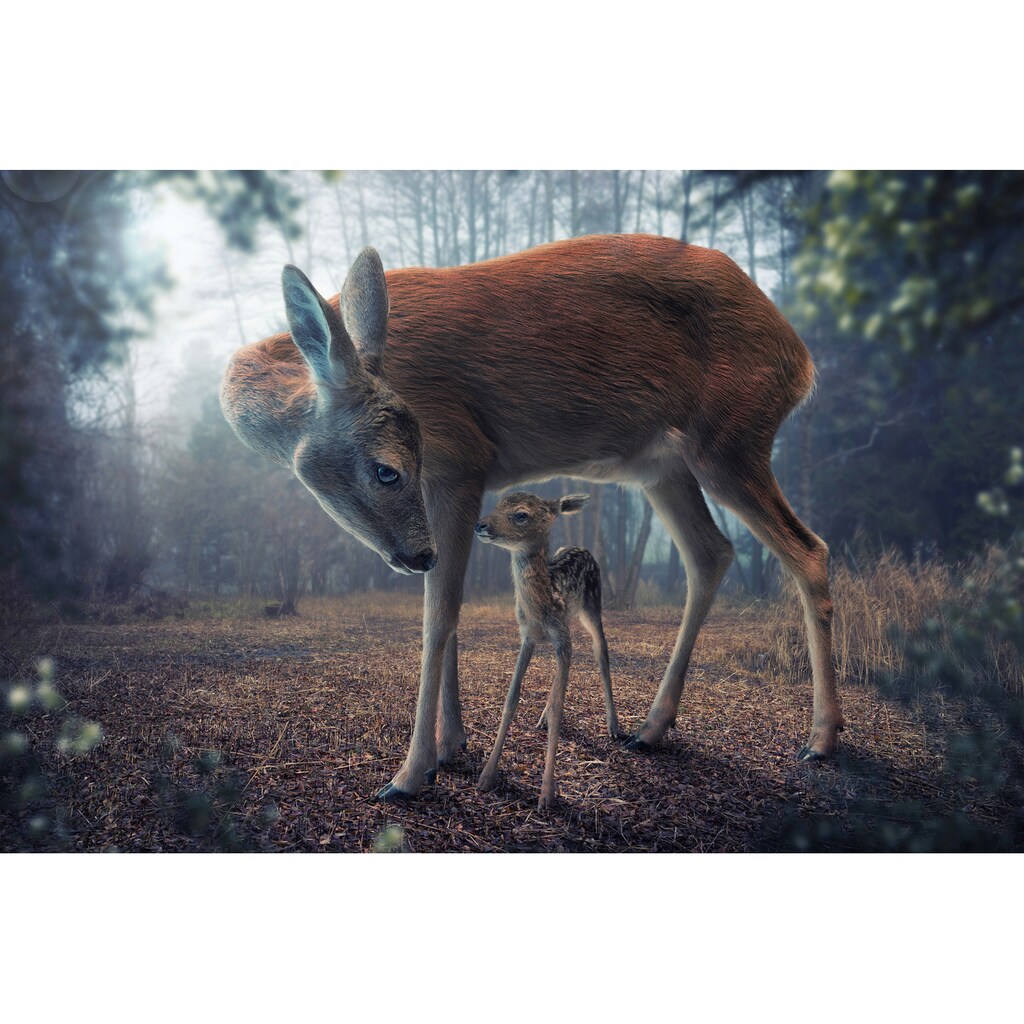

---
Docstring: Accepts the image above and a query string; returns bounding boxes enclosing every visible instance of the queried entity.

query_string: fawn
[474,491,620,810]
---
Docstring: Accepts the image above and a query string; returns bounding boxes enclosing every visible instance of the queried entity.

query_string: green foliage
[784,170,1024,559]
[798,170,1024,359]
[372,824,407,853]
[158,170,302,252]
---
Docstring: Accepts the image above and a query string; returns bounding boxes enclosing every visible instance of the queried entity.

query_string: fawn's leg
[478,639,535,792]
[538,627,571,811]
[578,603,620,739]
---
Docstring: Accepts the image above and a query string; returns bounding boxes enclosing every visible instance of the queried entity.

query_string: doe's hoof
[374,782,413,803]
[797,746,828,762]
[624,735,653,752]
[424,768,437,785]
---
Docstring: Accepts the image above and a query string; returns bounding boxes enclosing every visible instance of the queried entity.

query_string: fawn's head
[282,250,435,575]
[474,492,590,553]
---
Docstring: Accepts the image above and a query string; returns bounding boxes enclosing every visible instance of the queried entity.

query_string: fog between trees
[2,170,1020,613]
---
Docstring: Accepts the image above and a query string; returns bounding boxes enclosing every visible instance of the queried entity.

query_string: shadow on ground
[1,597,1016,851]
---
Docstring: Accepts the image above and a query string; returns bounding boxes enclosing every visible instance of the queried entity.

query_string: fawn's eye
[512,511,529,524]
[374,463,400,486]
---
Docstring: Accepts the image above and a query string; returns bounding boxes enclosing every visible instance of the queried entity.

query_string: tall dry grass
[760,547,1023,696]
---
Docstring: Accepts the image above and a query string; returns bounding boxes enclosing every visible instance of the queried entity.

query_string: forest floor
[1,595,1014,852]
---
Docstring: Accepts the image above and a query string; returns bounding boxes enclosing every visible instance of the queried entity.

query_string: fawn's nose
[474,521,492,537]
[398,549,436,573]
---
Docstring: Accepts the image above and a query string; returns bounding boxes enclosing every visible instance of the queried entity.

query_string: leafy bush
[774,448,1024,851]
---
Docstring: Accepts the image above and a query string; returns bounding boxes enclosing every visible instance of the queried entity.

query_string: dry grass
[3,575,1019,852]
[760,548,1023,696]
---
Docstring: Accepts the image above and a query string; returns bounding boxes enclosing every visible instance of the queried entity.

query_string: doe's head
[474,492,590,552]
[283,250,435,575]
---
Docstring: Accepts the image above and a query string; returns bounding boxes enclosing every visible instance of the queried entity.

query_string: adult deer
[220,234,844,801]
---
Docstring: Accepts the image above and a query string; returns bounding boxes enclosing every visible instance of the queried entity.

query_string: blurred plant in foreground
[0,657,103,847]
[797,170,1024,359]
[151,733,279,852]
[372,824,407,853]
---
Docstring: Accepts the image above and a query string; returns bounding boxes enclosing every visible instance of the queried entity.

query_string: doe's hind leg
[694,456,844,759]
[629,467,735,750]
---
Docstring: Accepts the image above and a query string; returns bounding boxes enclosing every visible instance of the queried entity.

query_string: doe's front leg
[374,623,449,802]
[436,632,468,765]
[375,481,479,802]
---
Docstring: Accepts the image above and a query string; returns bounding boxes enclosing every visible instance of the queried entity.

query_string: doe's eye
[512,511,529,524]
[374,463,400,486]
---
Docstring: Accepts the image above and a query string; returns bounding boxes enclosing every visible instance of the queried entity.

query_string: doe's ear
[283,265,360,390]
[282,265,334,385]
[341,247,389,376]
[558,493,591,515]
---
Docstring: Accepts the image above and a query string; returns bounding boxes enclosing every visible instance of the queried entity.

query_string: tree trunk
[481,171,491,258]
[666,541,681,594]
[430,171,442,266]
[413,172,425,265]
[750,533,764,597]
[623,501,654,608]
[356,174,370,248]
[708,174,720,249]
[465,170,477,263]
[527,174,540,247]
[738,183,766,590]
[633,169,646,232]
[544,170,555,241]
[680,170,693,241]
[614,487,628,604]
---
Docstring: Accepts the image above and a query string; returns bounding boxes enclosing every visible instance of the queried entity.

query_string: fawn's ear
[558,493,590,515]
[341,247,389,377]
[282,265,360,388]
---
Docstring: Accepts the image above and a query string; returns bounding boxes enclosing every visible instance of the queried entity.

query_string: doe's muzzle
[396,549,437,573]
